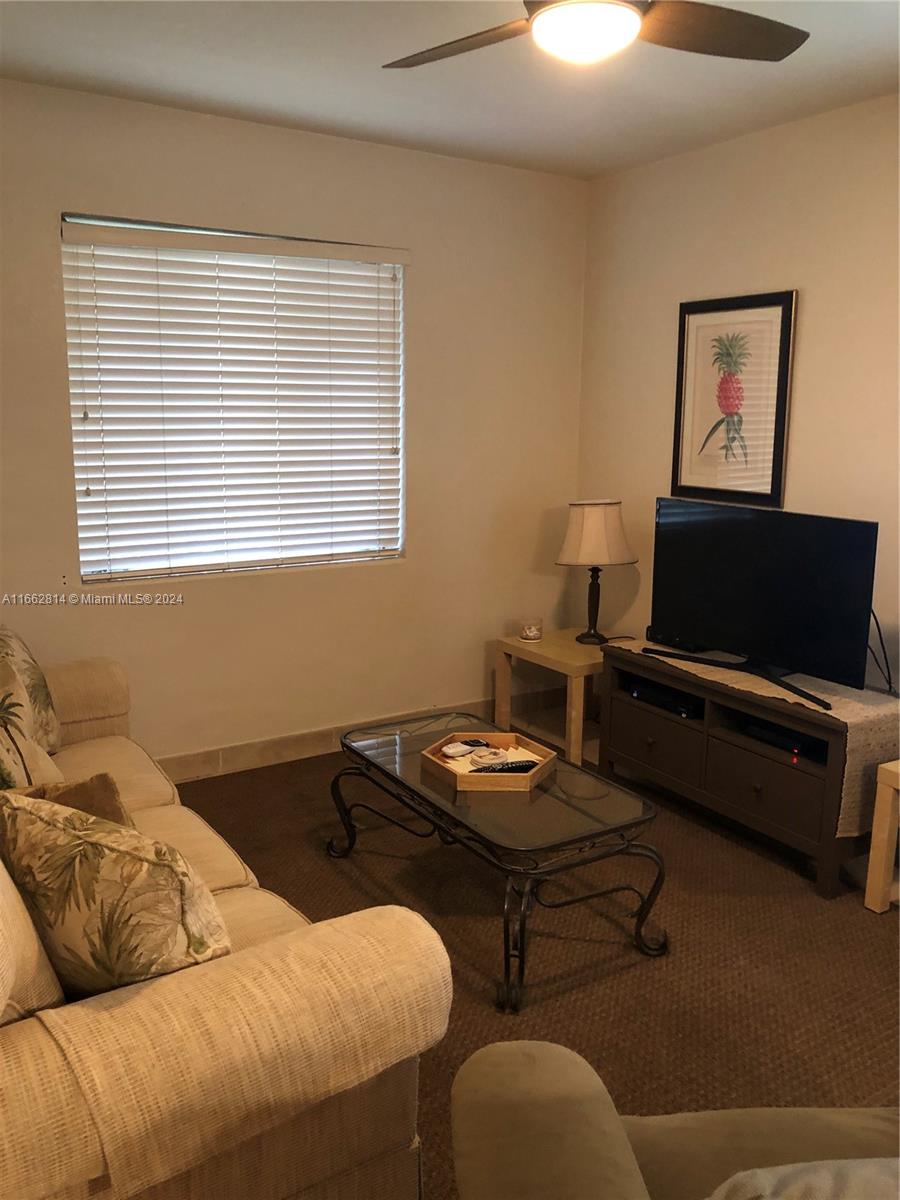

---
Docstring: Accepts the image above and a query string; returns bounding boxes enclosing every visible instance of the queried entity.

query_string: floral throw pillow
[0,858,64,1026]
[0,736,63,792]
[0,792,231,997]
[0,627,61,753]
[0,662,64,790]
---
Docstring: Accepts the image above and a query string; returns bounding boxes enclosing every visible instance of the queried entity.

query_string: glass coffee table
[327,712,668,1012]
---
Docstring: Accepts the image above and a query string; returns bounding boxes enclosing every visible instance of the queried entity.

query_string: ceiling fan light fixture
[531,0,642,65]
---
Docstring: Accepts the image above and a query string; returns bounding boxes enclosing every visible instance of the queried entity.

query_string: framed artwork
[671,290,796,508]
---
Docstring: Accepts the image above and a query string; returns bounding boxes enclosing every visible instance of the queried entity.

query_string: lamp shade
[556,500,637,567]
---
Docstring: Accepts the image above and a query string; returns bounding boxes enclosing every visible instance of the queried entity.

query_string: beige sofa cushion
[44,656,130,747]
[133,806,257,893]
[0,858,64,1025]
[0,627,61,752]
[0,792,230,997]
[52,735,178,811]
[215,886,310,952]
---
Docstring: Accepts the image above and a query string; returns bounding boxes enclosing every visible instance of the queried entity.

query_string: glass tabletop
[341,712,654,853]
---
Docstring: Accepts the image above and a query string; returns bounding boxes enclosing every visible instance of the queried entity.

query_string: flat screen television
[648,498,878,691]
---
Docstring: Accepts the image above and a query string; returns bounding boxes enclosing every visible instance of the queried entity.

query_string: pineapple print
[699,332,750,464]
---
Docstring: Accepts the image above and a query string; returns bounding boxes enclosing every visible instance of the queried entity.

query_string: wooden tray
[421,732,556,792]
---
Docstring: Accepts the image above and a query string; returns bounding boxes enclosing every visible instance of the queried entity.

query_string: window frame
[60,215,408,583]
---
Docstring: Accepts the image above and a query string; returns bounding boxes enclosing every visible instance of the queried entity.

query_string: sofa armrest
[43,657,130,745]
[0,1014,107,1200]
[34,905,451,1198]
[452,1042,652,1200]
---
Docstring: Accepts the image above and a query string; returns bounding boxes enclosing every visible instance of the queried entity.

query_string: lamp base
[575,630,635,646]
[574,566,635,647]
[575,629,611,645]
[575,566,606,646]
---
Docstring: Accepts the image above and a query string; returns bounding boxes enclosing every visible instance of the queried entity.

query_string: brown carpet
[181,754,899,1200]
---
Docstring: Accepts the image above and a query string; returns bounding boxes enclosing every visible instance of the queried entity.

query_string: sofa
[0,654,453,1200]
[451,1042,899,1200]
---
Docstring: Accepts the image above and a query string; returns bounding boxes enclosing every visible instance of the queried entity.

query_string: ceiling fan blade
[638,1,809,61]
[383,19,531,68]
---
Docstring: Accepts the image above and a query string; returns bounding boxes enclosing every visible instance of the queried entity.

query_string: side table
[864,760,899,913]
[494,628,606,765]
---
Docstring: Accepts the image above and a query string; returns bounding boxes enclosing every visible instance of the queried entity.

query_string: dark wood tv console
[599,646,868,897]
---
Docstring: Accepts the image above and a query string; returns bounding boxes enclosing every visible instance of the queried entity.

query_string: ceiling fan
[383,1,809,69]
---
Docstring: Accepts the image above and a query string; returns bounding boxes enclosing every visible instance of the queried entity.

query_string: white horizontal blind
[61,232,405,581]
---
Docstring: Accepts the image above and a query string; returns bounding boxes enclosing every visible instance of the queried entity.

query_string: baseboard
[158,697,494,783]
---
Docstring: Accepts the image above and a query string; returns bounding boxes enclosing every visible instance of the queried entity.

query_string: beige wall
[2,83,896,761]
[0,80,587,757]
[578,95,899,682]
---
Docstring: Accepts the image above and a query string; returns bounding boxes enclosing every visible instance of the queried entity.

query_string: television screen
[648,499,878,689]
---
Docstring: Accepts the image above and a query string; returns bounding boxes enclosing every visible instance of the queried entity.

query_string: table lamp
[557,500,637,644]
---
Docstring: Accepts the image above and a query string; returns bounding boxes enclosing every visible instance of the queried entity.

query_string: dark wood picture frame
[671,290,796,508]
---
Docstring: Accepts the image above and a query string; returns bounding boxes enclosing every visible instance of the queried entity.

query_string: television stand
[641,647,832,711]
[599,645,900,896]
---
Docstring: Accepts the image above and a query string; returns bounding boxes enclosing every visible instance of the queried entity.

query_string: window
[61,216,405,581]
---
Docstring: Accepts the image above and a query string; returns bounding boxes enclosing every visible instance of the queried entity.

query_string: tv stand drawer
[610,698,703,785]
[706,738,824,842]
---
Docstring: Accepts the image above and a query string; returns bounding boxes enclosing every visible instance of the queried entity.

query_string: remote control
[471,760,539,774]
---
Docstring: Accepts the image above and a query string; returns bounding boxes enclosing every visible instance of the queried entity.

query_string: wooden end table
[865,759,900,913]
[494,628,608,765]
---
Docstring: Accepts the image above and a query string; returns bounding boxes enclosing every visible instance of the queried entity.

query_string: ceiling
[0,1,897,177]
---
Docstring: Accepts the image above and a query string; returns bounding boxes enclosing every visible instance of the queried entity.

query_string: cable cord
[869,608,897,696]
[867,644,891,691]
